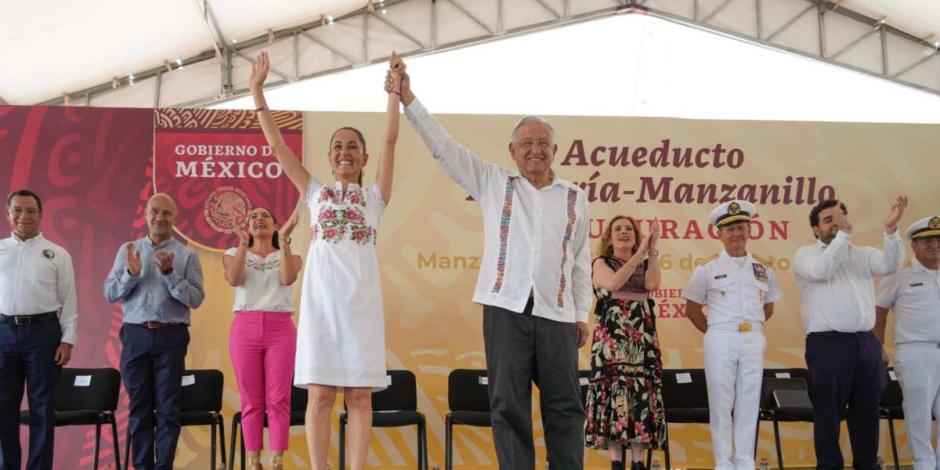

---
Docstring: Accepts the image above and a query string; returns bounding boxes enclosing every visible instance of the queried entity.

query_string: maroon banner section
[153,109,303,251]
[0,105,154,469]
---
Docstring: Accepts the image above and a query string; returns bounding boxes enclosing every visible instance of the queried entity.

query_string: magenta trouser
[229,311,297,452]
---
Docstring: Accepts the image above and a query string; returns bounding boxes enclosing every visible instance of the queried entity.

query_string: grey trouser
[483,300,585,469]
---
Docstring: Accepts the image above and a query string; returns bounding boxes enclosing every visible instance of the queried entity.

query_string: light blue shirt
[103,236,205,324]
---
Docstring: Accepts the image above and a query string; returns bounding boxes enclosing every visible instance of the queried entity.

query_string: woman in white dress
[249,51,401,470]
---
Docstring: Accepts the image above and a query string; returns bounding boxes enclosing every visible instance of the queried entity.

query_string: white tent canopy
[213,13,940,123]
[2,0,939,119]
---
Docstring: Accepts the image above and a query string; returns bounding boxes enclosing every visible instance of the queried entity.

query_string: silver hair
[510,115,556,143]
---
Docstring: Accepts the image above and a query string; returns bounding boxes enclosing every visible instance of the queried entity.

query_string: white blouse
[224,248,295,313]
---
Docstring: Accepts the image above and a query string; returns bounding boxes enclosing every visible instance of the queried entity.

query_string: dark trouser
[120,324,189,470]
[0,319,61,470]
[805,331,886,470]
[483,300,584,470]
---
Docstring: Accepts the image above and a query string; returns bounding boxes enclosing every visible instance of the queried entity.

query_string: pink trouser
[229,311,297,452]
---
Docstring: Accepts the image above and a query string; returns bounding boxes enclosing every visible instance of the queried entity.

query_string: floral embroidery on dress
[556,188,578,307]
[246,256,281,272]
[491,176,516,293]
[312,185,376,245]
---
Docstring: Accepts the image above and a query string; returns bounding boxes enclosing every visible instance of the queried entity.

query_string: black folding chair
[880,368,903,470]
[338,370,428,469]
[445,369,491,470]
[758,371,814,470]
[20,367,122,470]
[228,385,308,470]
[181,370,226,470]
[122,369,225,470]
[653,368,709,469]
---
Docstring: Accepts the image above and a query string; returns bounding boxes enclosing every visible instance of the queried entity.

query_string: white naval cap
[709,200,757,227]
[905,215,940,240]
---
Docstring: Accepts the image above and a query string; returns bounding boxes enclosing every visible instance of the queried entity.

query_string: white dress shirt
[0,233,78,344]
[683,250,783,326]
[876,258,940,345]
[405,99,593,323]
[794,230,904,333]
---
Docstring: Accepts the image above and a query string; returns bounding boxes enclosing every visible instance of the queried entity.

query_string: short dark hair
[6,189,42,213]
[809,199,847,227]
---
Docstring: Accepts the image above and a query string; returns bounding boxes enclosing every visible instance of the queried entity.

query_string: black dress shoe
[631,461,646,470]
[611,461,625,470]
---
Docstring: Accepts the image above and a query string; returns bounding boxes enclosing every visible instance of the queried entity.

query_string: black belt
[126,321,186,329]
[0,311,59,326]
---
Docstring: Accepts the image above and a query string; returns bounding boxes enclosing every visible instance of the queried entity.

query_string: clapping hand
[278,210,299,242]
[124,243,142,277]
[835,203,853,234]
[154,251,175,275]
[235,221,250,247]
[884,195,908,234]
[649,219,661,249]
[635,233,651,257]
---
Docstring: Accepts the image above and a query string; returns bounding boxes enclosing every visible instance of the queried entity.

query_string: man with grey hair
[390,58,591,469]
[104,193,205,470]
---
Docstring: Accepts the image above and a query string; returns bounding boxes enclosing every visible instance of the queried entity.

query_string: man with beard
[794,196,907,470]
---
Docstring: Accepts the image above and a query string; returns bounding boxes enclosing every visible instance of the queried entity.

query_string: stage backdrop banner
[153,108,304,251]
[2,103,938,469]
[274,110,935,469]
[1,105,152,469]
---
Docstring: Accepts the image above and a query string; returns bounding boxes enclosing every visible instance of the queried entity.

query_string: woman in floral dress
[249,51,402,470]
[585,216,667,470]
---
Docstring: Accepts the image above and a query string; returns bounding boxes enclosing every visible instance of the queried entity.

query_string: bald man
[104,193,205,470]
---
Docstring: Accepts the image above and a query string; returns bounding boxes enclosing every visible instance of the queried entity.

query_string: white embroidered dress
[294,179,388,389]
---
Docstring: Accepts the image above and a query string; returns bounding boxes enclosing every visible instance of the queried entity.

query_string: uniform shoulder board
[701,253,719,264]
[752,254,771,267]
[902,259,913,268]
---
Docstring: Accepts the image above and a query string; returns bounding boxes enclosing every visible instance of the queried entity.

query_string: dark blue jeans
[120,324,189,470]
[805,331,886,470]
[0,319,62,470]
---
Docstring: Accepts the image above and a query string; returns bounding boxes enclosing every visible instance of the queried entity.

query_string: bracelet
[255,106,267,112]
[649,249,660,257]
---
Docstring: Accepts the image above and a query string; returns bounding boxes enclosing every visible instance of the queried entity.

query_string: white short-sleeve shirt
[683,250,782,326]
[876,258,940,345]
